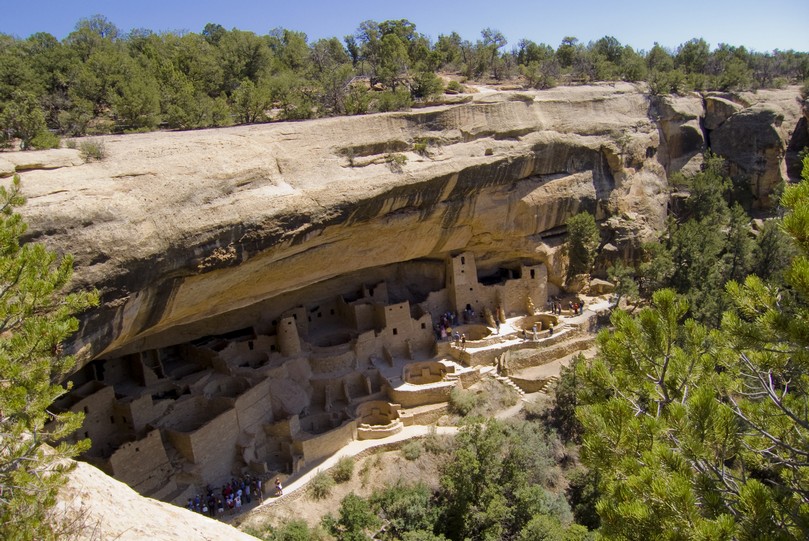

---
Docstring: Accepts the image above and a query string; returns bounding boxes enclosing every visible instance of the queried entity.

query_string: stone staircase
[536,374,560,395]
[492,372,527,401]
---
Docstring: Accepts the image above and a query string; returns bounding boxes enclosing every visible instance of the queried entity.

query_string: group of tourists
[186,475,264,518]
[548,298,584,316]
[434,310,459,341]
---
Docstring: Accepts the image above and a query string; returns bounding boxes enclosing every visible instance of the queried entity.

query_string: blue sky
[1,0,807,53]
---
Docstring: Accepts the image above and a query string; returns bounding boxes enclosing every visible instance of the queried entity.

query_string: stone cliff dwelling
[55,251,560,503]
[21,82,804,510]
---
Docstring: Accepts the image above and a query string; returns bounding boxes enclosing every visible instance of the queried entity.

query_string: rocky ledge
[4,83,806,367]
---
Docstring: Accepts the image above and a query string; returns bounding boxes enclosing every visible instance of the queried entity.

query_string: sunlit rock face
[8,83,805,366]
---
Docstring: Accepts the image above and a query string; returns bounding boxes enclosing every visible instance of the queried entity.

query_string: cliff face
[3,83,806,366]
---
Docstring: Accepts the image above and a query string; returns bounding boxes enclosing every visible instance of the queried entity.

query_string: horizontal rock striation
[7,83,806,367]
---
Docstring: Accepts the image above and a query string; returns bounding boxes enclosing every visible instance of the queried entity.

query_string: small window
[84,431,89,438]
[135,447,140,452]
[308,316,312,322]
[421,323,426,329]
[271,320,277,327]
[83,406,89,414]
[248,341,254,350]
[393,328,398,335]
[461,256,465,265]
[121,416,127,424]
[530,269,536,279]
[110,416,115,424]
[469,287,473,291]
[330,309,335,315]
[270,345,276,352]
[317,312,322,318]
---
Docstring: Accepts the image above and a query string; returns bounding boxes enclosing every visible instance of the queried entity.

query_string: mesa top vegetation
[1,16,807,149]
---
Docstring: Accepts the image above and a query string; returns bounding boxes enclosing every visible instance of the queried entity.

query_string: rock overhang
[6,83,804,368]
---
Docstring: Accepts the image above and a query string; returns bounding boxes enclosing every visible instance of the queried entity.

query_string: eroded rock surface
[57,460,259,540]
[7,83,805,364]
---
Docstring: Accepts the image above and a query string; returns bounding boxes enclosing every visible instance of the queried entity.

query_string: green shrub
[401,441,422,461]
[309,470,335,500]
[385,153,407,172]
[410,70,444,99]
[445,80,463,93]
[332,456,355,483]
[79,139,106,161]
[245,518,326,541]
[344,85,372,115]
[413,141,428,155]
[375,88,412,112]
[449,387,480,416]
[29,131,60,150]
[423,427,451,455]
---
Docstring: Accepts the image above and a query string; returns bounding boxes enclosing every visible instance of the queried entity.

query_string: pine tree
[719,157,809,538]
[0,175,97,540]
[575,157,809,539]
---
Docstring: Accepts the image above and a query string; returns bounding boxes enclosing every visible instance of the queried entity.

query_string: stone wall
[234,377,273,435]
[294,419,358,465]
[64,383,118,456]
[108,429,171,494]
[387,381,458,408]
[308,349,356,374]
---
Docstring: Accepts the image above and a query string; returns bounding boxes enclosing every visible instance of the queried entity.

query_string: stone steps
[537,374,560,395]
[492,373,527,400]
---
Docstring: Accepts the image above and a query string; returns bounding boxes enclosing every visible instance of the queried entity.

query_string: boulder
[712,103,789,208]
[704,94,744,130]
[652,93,706,176]
[589,278,615,295]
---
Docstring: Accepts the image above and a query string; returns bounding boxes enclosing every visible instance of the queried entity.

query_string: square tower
[446,252,479,313]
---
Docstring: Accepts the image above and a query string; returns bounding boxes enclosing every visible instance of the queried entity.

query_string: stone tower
[277,315,301,356]
[446,251,478,314]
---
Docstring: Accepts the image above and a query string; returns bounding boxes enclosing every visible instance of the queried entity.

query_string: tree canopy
[569,156,809,539]
[1,15,806,147]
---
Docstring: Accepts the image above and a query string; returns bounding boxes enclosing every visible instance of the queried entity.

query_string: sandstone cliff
[2,83,806,366]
